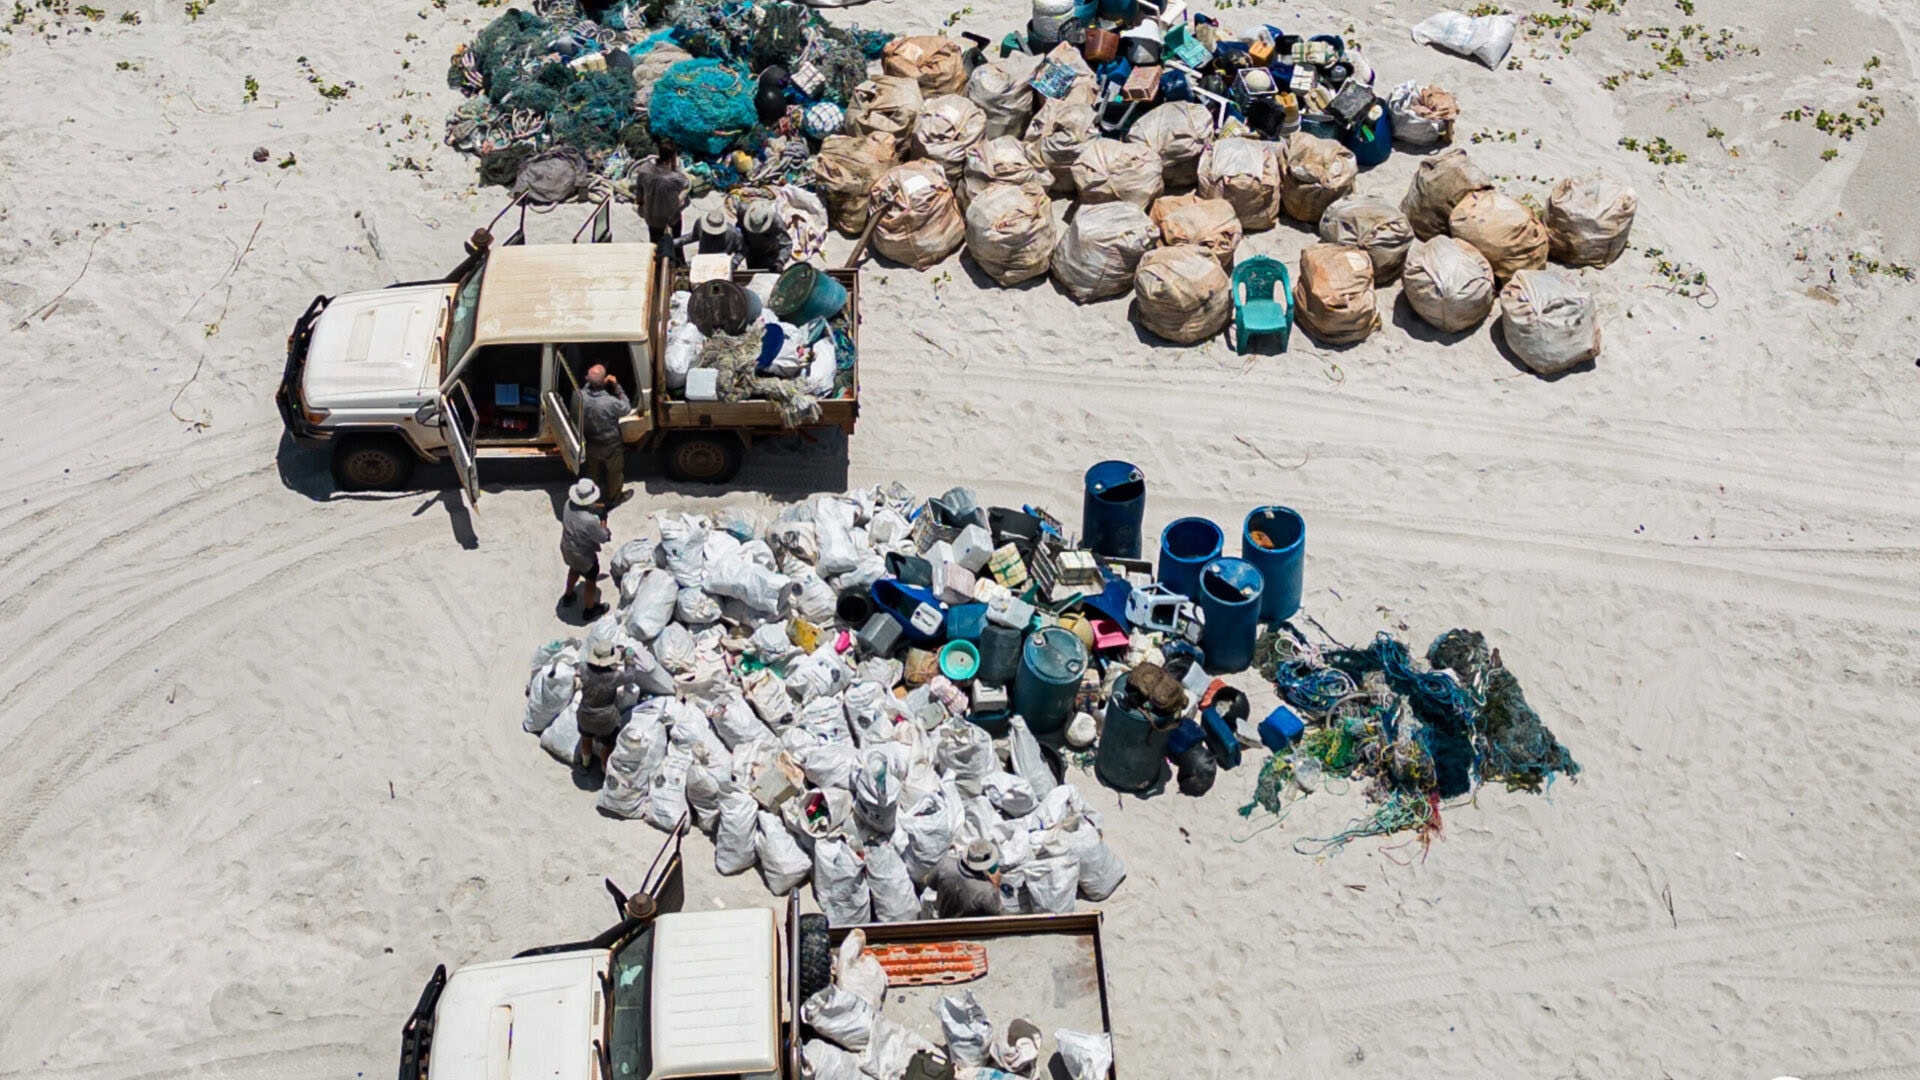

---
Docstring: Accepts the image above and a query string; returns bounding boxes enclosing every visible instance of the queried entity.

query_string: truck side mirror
[414,402,442,427]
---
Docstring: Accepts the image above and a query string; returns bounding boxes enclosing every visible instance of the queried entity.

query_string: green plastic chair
[1232,255,1291,354]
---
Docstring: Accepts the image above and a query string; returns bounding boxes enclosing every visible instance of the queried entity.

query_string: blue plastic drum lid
[1241,505,1305,624]
[1023,626,1087,683]
[1196,557,1264,675]
[1157,516,1224,601]
[1014,626,1087,735]
[1081,460,1146,560]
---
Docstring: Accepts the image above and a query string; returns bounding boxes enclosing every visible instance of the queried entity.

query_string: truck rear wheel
[797,913,833,1002]
[661,433,743,485]
[331,435,415,491]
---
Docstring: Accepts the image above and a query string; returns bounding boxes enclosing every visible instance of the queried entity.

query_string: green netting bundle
[548,68,639,155]
[1427,629,1580,793]
[649,58,758,157]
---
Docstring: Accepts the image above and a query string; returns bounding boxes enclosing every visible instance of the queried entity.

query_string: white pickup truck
[396,819,1122,1080]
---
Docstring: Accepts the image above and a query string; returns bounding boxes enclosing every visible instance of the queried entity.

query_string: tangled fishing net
[1241,625,1578,856]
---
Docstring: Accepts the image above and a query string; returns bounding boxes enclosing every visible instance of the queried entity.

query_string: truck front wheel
[331,435,416,491]
[661,433,743,485]
[797,913,833,1002]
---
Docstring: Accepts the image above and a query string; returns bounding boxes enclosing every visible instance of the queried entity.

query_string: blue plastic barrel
[768,263,848,324]
[1094,672,1179,793]
[1158,517,1223,601]
[1343,108,1393,168]
[1081,461,1146,559]
[1013,626,1087,737]
[1195,557,1264,674]
[1241,505,1304,624]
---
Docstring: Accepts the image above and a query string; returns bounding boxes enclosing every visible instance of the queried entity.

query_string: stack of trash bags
[801,933,1113,1080]
[523,483,1152,925]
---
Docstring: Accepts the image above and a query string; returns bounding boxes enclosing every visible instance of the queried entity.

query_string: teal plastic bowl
[938,639,981,682]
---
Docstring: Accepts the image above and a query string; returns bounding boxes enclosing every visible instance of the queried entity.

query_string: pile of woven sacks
[522,485,1126,926]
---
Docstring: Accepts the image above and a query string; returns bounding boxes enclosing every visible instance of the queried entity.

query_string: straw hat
[743,202,776,234]
[962,839,997,874]
[697,207,731,236]
[586,637,618,668]
[569,478,600,507]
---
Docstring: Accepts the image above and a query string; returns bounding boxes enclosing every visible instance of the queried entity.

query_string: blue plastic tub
[1241,505,1305,624]
[1196,557,1264,674]
[1158,517,1224,601]
[1259,704,1305,750]
[1343,108,1393,168]
[1081,460,1146,559]
[1014,626,1086,737]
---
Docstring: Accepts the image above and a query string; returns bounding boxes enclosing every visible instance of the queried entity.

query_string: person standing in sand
[575,637,633,774]
[561,478,611,619]
[576,364,629,511]
[631,139,689,267]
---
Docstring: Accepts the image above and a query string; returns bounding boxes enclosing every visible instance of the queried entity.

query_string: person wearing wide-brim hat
[574,635,631,772]
[560,477,611,619]
[930,838,1003,920]
[688,205,744,267]
[739,200,790,273]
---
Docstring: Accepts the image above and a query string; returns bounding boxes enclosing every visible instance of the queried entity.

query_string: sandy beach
[2,0,1917,1076]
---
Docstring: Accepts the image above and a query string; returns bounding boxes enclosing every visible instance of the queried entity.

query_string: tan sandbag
[1401,237,1495,332]
[965,181,1056,286]
[810,132,898,235]
[968,53,1042,140]
[1197,137,1282,232]
[1500,269,1600,374]
[1128,102,1213,188]
[1547,174,1638,267]
[913,94,987,177]
[1156,196,1242,271]
[1281,133,1358,224]
[1051,201,1157,303]
[871,161,965,270]
[882,35,968,96]
[1025,98,1099,194]
[1134,245,1231,344]
[1318,196,1414,284]
[1450,190,1549,280]
[1401,147,1492,239]
[1071,138,1165,209]
[962,135,1040,206]
[1294,243,1380,345]
[847,77,924,146]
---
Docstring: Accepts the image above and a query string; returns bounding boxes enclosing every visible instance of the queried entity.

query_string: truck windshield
[607,925,654,1079]
[442,259,485,372]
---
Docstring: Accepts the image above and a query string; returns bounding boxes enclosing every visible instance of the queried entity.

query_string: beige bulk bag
[1401,147,1492,239]
[1318,196,1414,284]
[810,132,898,235]
[847,77,925,145]
[1401,237,1496,332]
[1547,174,1638,267]
[967,53,1042,140]
[1051,201,1158,303]
[1154,195,1242,271]
[1449,190,1549,280]
[1071,138,1165,209]
[1197,137,1282,232]
[1038,42,1099,104]
[961,135,1039,206]
[1025,99,1100,194]
[1280,133,1358,225]
[965,181,1057,286]
[1499,269,1600,374]
[1128,102,1213,188]
[1294,243,1380,344]
[913,94,988,177]
[881,35,968,96]
[871,161,965,270]
[1134,245,1231,344]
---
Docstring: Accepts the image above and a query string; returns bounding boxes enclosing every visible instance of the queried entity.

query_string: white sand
[2,0,1918,1077]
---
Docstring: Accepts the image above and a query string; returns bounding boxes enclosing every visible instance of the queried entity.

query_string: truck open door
[641,812,687,916]
[545,349,585,476]
[440,383,482,508]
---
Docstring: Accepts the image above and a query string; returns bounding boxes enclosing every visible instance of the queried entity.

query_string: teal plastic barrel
[1196,557,1264,674]
[1241,506,1304,624]
[1094,673,1179,793]
[1013,626,1086,737]
[1082,461,1146,559]
[1157,517,1223,601]
[768,263,849,324]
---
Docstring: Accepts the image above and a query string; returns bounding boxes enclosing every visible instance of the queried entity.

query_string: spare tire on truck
[798,912,834,1002]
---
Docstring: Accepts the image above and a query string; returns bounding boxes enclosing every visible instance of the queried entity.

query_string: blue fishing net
[649,59,759,157]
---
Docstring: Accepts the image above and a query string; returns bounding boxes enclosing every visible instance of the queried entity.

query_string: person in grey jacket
[576,365,630,512]
[561,478,611,619]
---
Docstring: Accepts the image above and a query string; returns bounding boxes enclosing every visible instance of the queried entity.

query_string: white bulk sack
[982,771,1038,818]
[664,322,705,392]
[791,568,839,625]
[704,546,799,614]
[1070,138,1165,209]
[1411,10,1517,67]
[624,569,680,640]
[803,984,878,1051]
[653,622,697,673]
[1023,852,1080,913]
[1054,1030,1114,1080]
[756,810,813,894]
[913,94,988,177]
[1007,716,1057,801]
[865,842,921,922]
[675,585,722,627]
[936,992,992,1067]
[1402,236,1496,332]
[898,790,956,885]
[524,655,578,733]
[1052,814,1126,901]
[813,837,872,926]
[642,745,693,832]
[804,1039,863,1080]
[862,1017,940,1080]
[715,790,760,874]
[599,702,670,819]
[655,513,709,586]
[836,930,890,1008]
[609,538,657,584]
[965,181,1057,286]
[683,759,725,832]
[935,721,997,796]
[1128,102,1212,188]
[802,742,861,790]
[1500,269,1601,375]
[1051,201,1157,303]
[967,53,1041,140]
[1197,137,1282,232]
[539,700,581,765]
[991,1022,1042,1076]
[1546,174,1638,267]
[1387,80,1458,147]
[852,745,906,834]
